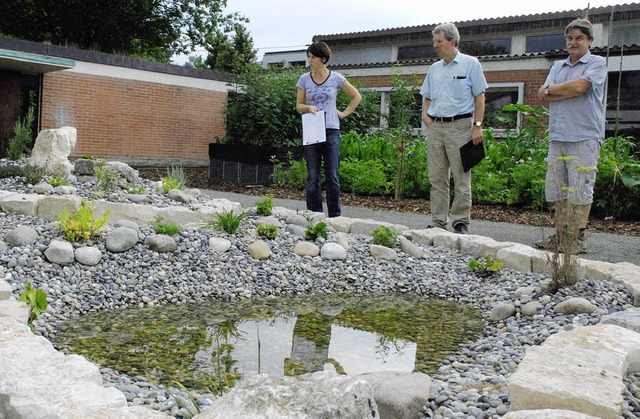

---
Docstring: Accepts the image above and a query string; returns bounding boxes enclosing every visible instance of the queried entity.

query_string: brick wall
[41,71,227,163]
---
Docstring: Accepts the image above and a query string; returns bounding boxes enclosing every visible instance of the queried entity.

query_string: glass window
[460,39,511,56]
[397,45,437,60]
[606,70,640,137]
[526,34,565,53]
[484,86,520,130]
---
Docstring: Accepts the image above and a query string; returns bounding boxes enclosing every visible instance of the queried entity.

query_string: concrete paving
[200,189,640,265]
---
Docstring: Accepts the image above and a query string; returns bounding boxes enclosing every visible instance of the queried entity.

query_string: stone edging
[1,191,639,418]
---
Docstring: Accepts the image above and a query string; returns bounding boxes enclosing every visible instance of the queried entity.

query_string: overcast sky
[222,0,622,60]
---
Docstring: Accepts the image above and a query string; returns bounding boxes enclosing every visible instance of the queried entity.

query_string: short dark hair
[307,41,332,64]
[565,18,594,41]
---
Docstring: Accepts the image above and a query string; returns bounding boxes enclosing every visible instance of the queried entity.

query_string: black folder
[460,140,486,172]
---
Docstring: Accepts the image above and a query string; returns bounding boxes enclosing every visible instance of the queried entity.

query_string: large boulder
[30,127,77,177]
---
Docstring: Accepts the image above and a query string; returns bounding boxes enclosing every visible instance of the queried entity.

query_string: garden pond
[51,293,485,393]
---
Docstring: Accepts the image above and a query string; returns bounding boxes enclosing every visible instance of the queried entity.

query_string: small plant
[7,107,34,161]
[305,221,328,241]
[255,194,274,216]
[48,176,71,187]
[23,164,45,184]
[468,256,504,277]
[94,160,121,196]
[126,184,146,194]
[18,281,48,332]
[371,225,398,248]
[256,223,278,239]
[152,215,181,235]
[0,163,25,179]
[205,210,247,234]
[57,199,110,242]
[166,381,201,418]
[162,166,185,192]
[80,154,94,160]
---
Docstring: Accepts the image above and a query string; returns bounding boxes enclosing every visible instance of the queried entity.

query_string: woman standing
[296,41,361,218]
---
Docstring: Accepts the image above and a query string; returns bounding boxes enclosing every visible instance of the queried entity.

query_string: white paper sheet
[302,110,326,145]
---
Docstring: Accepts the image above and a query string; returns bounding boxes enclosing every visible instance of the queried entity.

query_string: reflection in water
[51,294,484,392]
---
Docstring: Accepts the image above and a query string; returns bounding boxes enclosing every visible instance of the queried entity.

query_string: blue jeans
[303,129,341,217]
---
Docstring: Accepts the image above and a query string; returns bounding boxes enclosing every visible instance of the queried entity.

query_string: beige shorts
[545,140,601,205]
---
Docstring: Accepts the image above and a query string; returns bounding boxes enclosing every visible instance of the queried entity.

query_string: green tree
[0,0,249,63]
[204,24,257,73]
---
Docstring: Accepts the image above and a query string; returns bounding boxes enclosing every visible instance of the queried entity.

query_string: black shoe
[453,223,468,234]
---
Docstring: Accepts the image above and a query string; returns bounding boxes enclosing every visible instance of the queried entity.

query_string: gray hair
[565,18,594,41]
[433,23,460,45]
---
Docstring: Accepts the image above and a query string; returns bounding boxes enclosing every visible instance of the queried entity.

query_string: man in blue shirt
[535,18,607,253]
[421,22,488,234]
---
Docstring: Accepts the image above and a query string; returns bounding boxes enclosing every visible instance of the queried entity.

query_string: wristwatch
[474,121,482,127]
[544,84,550,96]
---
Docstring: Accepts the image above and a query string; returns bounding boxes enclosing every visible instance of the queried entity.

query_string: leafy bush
[18,281,47,332]
[94,161,121,196]
[152,216,180,235]
[0,163,25,179]
[205,210,247,234]
[127,184,146,194]
[161,166,185,193]
[468,256,503,277]
[340,157,392,195]
[506,158,547,209]
[256,223,278,239]
[255,194,274,216]
[470,160,510,204]
[371,226,398,248]
[305,221,327,241]
[48,176,71,187]
[7,107,34,161]
[271,154,307,189]
[57,199,110,242]
[401,138,430,197]
[23,164,45,184]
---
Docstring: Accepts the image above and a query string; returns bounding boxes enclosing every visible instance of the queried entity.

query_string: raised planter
[209,143,303,185]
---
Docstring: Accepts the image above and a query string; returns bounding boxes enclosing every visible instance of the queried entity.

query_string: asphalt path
[201,189,640,266]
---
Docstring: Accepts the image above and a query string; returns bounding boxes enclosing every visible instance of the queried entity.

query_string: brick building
[0,38,234,167]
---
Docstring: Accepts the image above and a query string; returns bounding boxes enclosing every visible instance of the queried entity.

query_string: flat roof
[0,48,75,74]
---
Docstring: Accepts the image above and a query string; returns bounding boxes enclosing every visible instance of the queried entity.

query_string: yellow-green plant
[468,256,503,277]
[256,224,278,239]
[18,281,48,332]
[205,210,247,234]
[255,194,274,216]
[152,215,181,235]
[57,199,110,242]
[94,160,121,196]
[162,165,185,192]
[371,225,398,248]
[48,176,71,187]
[305,221,327,241]
[126,184,146,194]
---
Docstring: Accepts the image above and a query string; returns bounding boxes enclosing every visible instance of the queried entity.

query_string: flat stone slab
[508,323,640,418]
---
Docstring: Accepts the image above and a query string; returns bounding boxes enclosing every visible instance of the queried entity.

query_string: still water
[51,293,484,393]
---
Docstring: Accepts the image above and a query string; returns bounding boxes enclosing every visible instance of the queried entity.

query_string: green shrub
[468,256,503,277]
[506,158,547,209]
[339,157,392,195]
[256,223,278,239]
[23,164,45,184]
[18,281,47,332]
[371,226,398,248]
[271,154,307,189]
[7,107,34,161]
[255,194,274,216]
[57,199,110,242]
[305,221,327,241]
[161,166,185,192]
[205,210,247,234]
[127,184,146,194]
[401,138,430,197]
[0,163,24,179]
[94,161,121,196]
[152,216,181,235]
[48,176,71,187]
